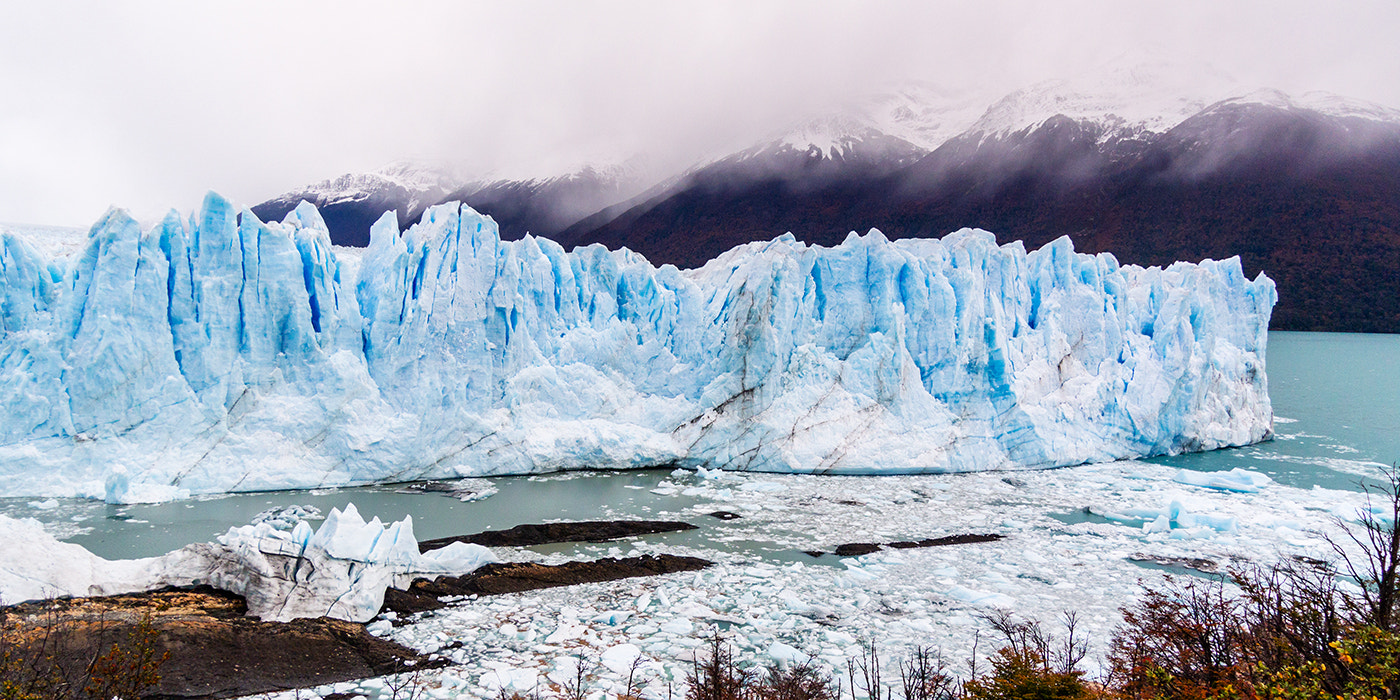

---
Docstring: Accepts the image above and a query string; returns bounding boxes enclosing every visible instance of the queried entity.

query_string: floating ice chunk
[841,566,881,584]
[601,643,644,674]
[768,641,807,666]
[1130,496,1237,536]
[546,622,586,644]
[0,504,494,623]
[1143,515,1171,534]
[1337,502,1397,525]
[946,585,1013,607]
[420,542,497,573]
[592,611,634,625]
[251,504,323,530]
[660,618,695,635]
[1191,513,1237,533]
[1173,468,1273,492]
[104,466,190,504]
[479,667,540,692]
[547,657,583,686]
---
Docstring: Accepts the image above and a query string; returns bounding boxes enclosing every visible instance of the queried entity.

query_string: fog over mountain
[2,2,1398,226]
[4,3,1398,331]
[252,66,1400,332]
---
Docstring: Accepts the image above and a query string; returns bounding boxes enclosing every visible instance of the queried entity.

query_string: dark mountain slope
[251,169,451,247]
[254,166,643,246]
[561,104,1400,332]
[428,167,644,241]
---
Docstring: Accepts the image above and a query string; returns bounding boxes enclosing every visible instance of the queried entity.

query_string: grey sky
[2,0,1397,227]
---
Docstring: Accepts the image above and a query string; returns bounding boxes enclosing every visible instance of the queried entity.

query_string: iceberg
[0,504,495,622]
[0,193,1275,500]
[1172,467,1273,492]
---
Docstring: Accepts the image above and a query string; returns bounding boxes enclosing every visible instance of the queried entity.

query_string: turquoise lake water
[7,330,1396,560]
[1147,331,1399,491]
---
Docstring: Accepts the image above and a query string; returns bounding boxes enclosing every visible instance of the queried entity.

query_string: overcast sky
[2,0,1398,227]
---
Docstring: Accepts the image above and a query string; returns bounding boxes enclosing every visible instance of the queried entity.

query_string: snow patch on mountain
[262,160,461,214]
[968,63,1241,140]
[1205,89,1400,123]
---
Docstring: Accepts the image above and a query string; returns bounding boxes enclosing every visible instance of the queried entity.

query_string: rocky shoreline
[0,520,712,698]
[1,513,1016,698]
[0,587,423,700]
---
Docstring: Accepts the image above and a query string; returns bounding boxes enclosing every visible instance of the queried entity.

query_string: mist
[1,0,1397,227]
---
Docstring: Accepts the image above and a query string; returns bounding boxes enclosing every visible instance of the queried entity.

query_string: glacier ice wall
[0,193,1275,500]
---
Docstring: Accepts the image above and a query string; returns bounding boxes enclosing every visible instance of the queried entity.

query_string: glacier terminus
[0,193,1276,502]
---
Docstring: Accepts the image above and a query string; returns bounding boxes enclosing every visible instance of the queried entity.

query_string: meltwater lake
[8,330,1397,561]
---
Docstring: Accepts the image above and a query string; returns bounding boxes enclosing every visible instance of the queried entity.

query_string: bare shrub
[758,661,837,700]
[897,647,957,700]
[0,609,168,700]
[687,634,753,700]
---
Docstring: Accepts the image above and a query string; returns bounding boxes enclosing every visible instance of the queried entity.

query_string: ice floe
[0,504,494,622]
[240,461,1373,699]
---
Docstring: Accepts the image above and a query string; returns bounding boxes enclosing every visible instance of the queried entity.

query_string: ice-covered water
[230,458,1379,700]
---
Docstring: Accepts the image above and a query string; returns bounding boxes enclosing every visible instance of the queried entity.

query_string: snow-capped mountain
[255,160,652,246]
[860,83,997,151]
[557,78,1400,333]
[255,62,1400,332]
[252,162,460,247]
[966,59,1240,139]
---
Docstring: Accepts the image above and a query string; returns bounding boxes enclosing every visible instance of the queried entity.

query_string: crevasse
[0,193,1275,502]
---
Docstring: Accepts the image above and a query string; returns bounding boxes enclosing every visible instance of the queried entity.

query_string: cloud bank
[1,0,1397,226]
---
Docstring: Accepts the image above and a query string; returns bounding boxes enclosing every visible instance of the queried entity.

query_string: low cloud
[1,0,1396,226]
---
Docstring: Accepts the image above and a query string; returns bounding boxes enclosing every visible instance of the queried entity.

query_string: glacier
[0,504,496,621]
[0,193,1275,501]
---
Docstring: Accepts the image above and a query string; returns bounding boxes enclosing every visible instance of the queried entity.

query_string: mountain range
[253,70,1400,333]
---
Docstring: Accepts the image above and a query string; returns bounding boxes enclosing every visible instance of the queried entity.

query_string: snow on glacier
[0,193,1275,500]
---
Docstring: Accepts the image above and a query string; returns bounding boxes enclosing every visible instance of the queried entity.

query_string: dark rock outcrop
[382,554,713,615]
[0,587,424,700]
[809,533,1006,557]
[418,520,697,551]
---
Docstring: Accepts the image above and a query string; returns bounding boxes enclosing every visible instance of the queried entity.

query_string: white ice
[0,194,1275,501]
[0,503,494,622]
[241,462,1373,700]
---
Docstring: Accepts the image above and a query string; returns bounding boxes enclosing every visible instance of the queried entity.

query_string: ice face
[0,504,495,622]
[0,193,1275,500]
